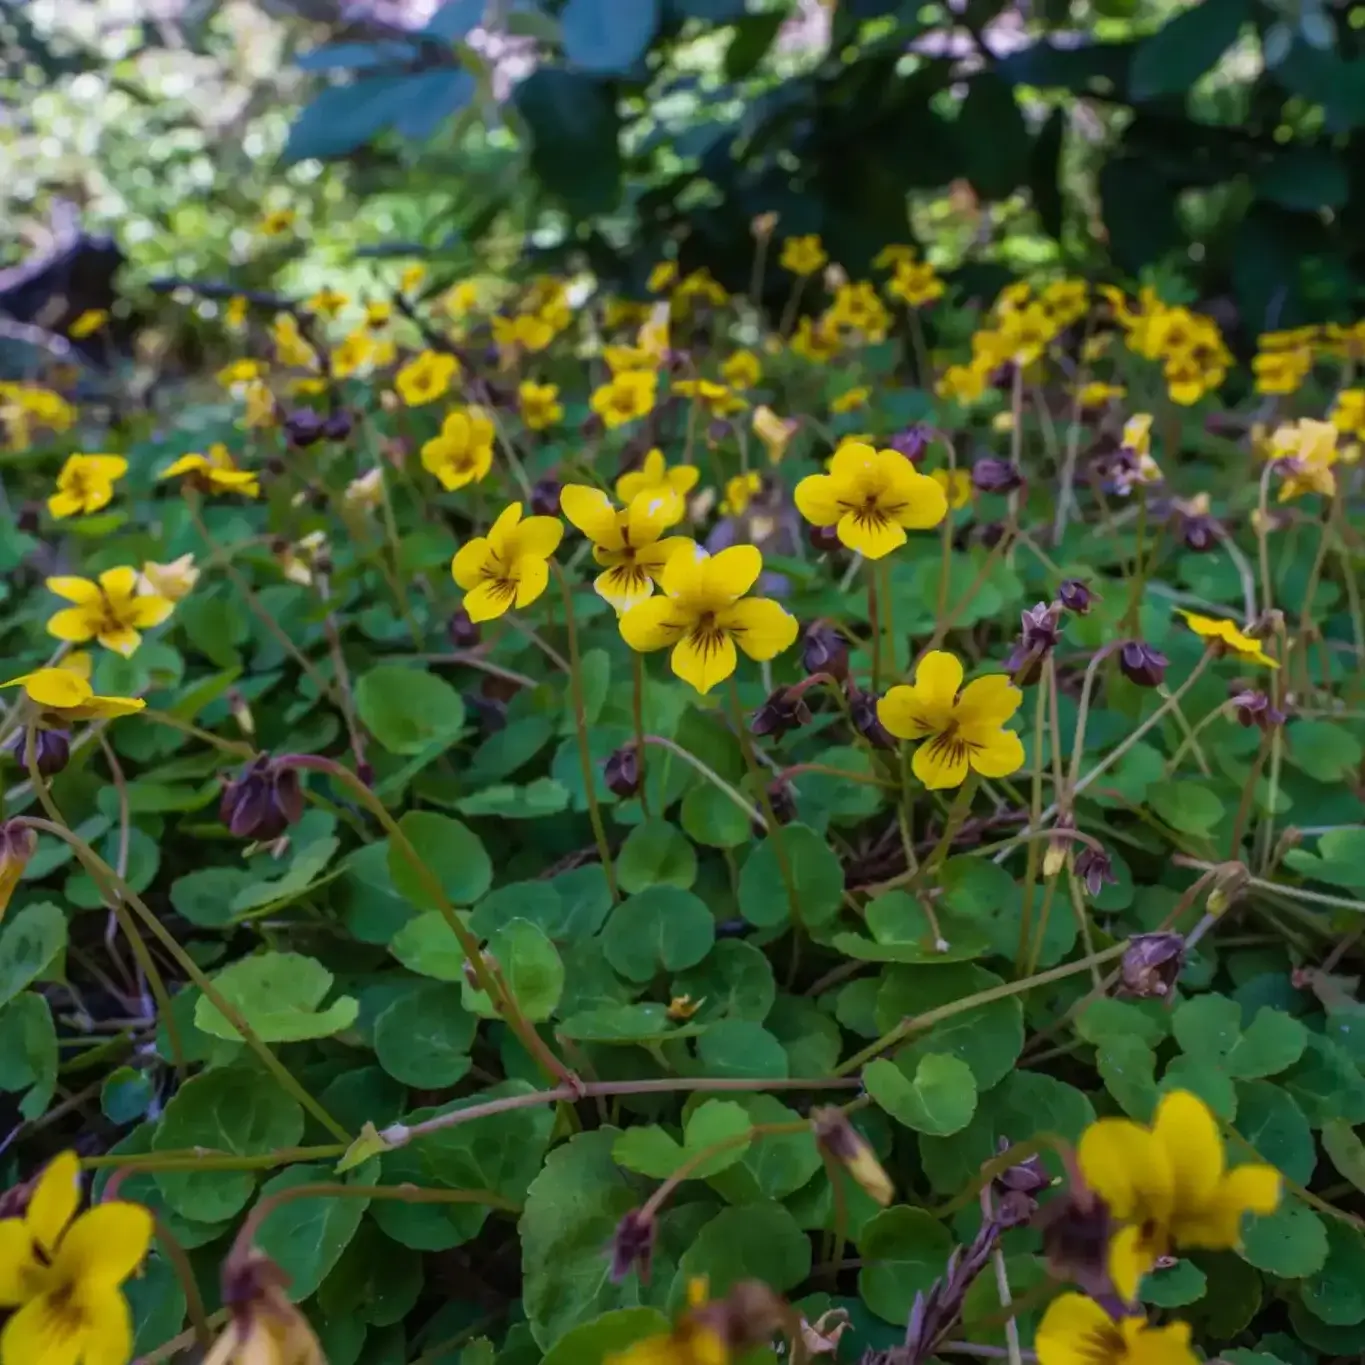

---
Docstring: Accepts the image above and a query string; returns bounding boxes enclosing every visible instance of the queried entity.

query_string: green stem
[868,560,882,692]
[640,735,764,827]
[632,652,650,817]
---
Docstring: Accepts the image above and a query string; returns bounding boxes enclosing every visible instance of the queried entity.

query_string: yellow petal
[1035,1292,1120,1365]
[28,1151,81,1256]
[485,502,524,556]
[635,537,697,582]
[9,669,93,709]
[660,544,709,600]
[794,473,842,526]
[1107,1222,1155,1303]
[126,595,174,631]
[716,597,798,661]
[45,577,101,605]
[912,650,964,709]
[97,625,142,658]
[626,488,681,540]
[84,695,146,720]
[668,465,701,497]
[1118,1318,1197,1365]
[700,545,762,601]
[671,630,737,695]
[594,564,654,614]
[560,485,624,547]
[1151,1090,1224,1211]
[451,538,491,590]
[0,1220,38,1307]
[509,515,564,561]
[967,727,1025,779]
[957,674,1022,728]
[912,733,971,790]
[84,456,128,481]
[74,1282,135,1365]
[46,608,97,645]
[837,509,906,559]
[1,1296,83,1365]
[828,440,877,488]
[98,566,139,601]
[877,685,935,740]
[512,556,551,610]
[1077,1118,1173,1226]
[620,598,689,653]
[887,465,949,530]
[47,491,83,519]
[463,579,516,622]
[54,1203,152,1287]
[159,453,207,479]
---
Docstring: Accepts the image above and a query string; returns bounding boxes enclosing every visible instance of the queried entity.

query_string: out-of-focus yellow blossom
[290,377,327,397]
[443,280,482,318]
[1076,381,1126,409]
[332,330,375,379]
[753,406,799,464]
[217,359,264,389]
[1252,342,1312,396]
[492,313,555,359]
[721,349,762,390]
[1259,325,1319,351]
[603,298,649,330]
[720,472,761,517]
[936,360,992,405]
[617,449,699,505]
[1036,1294,1197,1365]
[278,530,329,587]
[831,386,870,414]
[1268,418,1339,501]
[673,378,747,417]
[365,300,393,330]
[1331,388,1365,437]
[345,468,385,513]
[828,281,890,340]
[48,454,127,519]
[1039,279,1088,327]
[519,380,563,431]
[304,287,348,319]
[673,268,728,308]
[395,350,460,407]
[887,259,944,308]
[259,208,296,236]
[780,234,828,277]
[648,262,679,293]
[751,211,779,241]
[225,296,249,330]
[68,309,109,339]
[1322,320,1365,361]
[160,443,261,498]
[930,467,972,509]
[873,244,917,270]
[421,408,495,490]
[271,314,316,369]
[591,370,658,429]
[992,302,1059,365]
[790,315,841,363]
[241,380,276,429]
[139,555,199,603]
[399,263,427,295]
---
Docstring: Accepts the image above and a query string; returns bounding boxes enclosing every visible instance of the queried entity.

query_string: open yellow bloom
[161,444,260,498]
[721,350,762,390]
[720,472,761,517]
[1253,345,1311,396]
[68,309,109,340]
[217,359,263,389]
[673,268,728,308]
[673,378,747,417]
[1330,388,1365,437]
[831,386,869,414]
[607,1278,726,1365]
[1036,1294,1196,1365]
[259,208,296,236]
[879,651,1024,789]
[139,555,199,603]
[591,370,658,429]
[753,406,798,465]
[365,300,392,330]
[519,380,563,431]
[332,329,374,379]
[1269,417,1338,500]
[827,282,890,340]
[271,314,315,369]
[491,313,555,359]
[395,350,460,407]
[304,286,348,319]
[0,1150,153,1365]
[936,361,991,405]
[1078,1089,1280,1302]
[794,441,947,559]
[443,280,482,319]
[560,485,693,613]
[887,260,944,308]
[452,502,564,622]
[421,408,495,491]
[790,315,841,363]
[1175,610,1276,668]
[45,567,174,657]
[930,467,972,510]
[617,449,699,505]
[1040,279,1089,327]
[619,545,797,695]
[2,667,145,722]
[48,454,127,519]
[780,234,828,277]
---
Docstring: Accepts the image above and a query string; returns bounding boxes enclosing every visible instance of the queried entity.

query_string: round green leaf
[541,1309,671,1365]
[356,664,466,755]
[865,1053,978,1136]
[1141,1258,1207,1308]
[680,784,752,849]
[672,1202,810,1303]
[1235,1080,1315,1185]
[374,982,476,1087]
[387,812,491,909]
[857,1207,954,1324]
[616,820,698,893]
[1149,779,1225,834]
[696,1019,788,1080]
[195,951,358,1042]
[389,912,469,981]
[602,886,715,983]
[0,903,66,1011]
[462,919,564,1022]
[738,822,844,928]
[1241,1199,1329,1278]
[1302,1220,1365,1325]
[254,1164,370,1302]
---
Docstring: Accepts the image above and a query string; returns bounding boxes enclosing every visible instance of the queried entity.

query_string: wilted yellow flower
[617,449,699,505]
[667,994,703,1021]
[421,408,495,490]
[1175,610,1276,668]
[752,406,799,465]
[1268,418,1339,501]
[395,350,460,407]
[204,1251,326,1365]
[452,502,564,622]
[780,234,828,277]
[519,380,563,431]
[68,309,109,339]
[48,454,127,519]
[591,370,658,429]
[278,530,330,587]
[139,555,199,603]
[0,823,36,923]
[344,468,385,513]
[812,1108,893,1206]
[720,472,762,517]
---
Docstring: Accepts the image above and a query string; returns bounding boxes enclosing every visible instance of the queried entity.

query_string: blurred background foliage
[4,0,1365,355]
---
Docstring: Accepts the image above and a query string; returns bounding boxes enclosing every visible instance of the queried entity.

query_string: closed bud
[972,457,1024,494]
[995,1136,1051,1196]
[889,425,931,465]
[530,478,562,516]
[6,727,69,777]
[604,745,643,799]
[1057,578,1095,615]
[1043,837,1069,881]
[447,608,480,649]
[1119,931,1185,999]
[751,687,812,739]
[609,1209,656,1283]
[806,521,843,554]
[1074,845,1117,898]
[812,1107,894,1206]
[0,823,37,923]
[219,756,304,842]
[322,409,354,442]
[1117,640,1168,688]
[284,409,327,448]
[228,690,255,738]
[1230,688,1285,732]
[848,686,896,751]
[801,621,848,680]
[762,779,797,830]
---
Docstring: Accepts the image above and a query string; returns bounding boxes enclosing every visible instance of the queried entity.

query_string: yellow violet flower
[519,380,563,431]
[720,472,762,517]
[1035,1293,1196,1365]
[1077,1089,1280,1302]
[1330,388,1365,437]
[443,280,482,319]
[160,444,260,498]
[794,440,947,559]
[647,261,679,293]
[139,555,199,603]
[591,369,658,429]
[1175,610,1277,668]
[673,378,747,417]
[827,282,890,340]
[720,349,762,390]
[0,1150,153,1365]
[830,385,870,415]
[217,359,263,389]
[617,449,700,505]
[752,406,799,465]
[936,361,990,405]
[68,309,109,339]
[780,234,828,277]
[619,544,797,695]
[1252,344,1312,396]
[790,315,841,363]
[1076,382,1126,409]
[399,262,427,294]
[270,314,316,369]
[365,300,393,330]
[887,259,944,308]
[240,380,277,430]
[873,244,917,270]
[560,485,693,613]
[304,286,348,319]
[452,502,564,622]
[421,408,495,491]
[1039,279,1089,327]
[2,667,145,722]
[491,313,555,358]
[395,350,460,407]
[607,1278,724,1365]
[46,567,174,657]
[258,208,296,236]
[48,454,128,519]
[878,651,1024,789]
[331,330,374,379]
[930,467,972,510]
[672,268,728,308]
[1269,417,1338,501]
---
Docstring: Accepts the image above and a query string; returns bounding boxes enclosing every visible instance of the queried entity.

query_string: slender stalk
[868,560,882,691]
[640,735,764,828]
[153,1216,212,1355]
[632,652,649,816]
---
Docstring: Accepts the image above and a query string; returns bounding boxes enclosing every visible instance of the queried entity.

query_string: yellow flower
[936,361,991,405]
[365,300,393,330]
[290,377,327,397]
[752,406,799,465]
[591,370,658,429]
[720,472,762,517]
[790,315,841,363]
[259,208,296,236]
[1077,382,1126,409]
[648,261,679,293]
[1269,417,1339,501]
[1175,610,1277,667]
[720,349,762,390]
[1322,320,1365,361]
[1252,345,1312,396]
[603,298,649,331]
[930,468,972,510]
[271,314,316,369]
[0,823,35,923]
[1078,1090,1280,1302]
[672,269,728,308]
[1035,1293,1197,1365]
[139,555,199,603]
[203,1251,326,1365]
[995,302,1059,365]
[0,1150,153,1365]
[2,667,145,722]
[395,350,460,407]
[304,286,348,319]
[400,263,427,295]
[794,441,947,559]
[827,282,890,340]
[617,449,700,504]
[780,234,828,277]
[1259,324,1319,351]
[830,386,869,415]
[1330,388,1365,437]
[421,408,495,491]
[452,502,564,622]
[887,260,944,308]
[491,313,555,357]
[278,530,329,587]
[443,280,482,318]
[68,309,109,339]
[673,378,747,417]
[519,380,563,431]
[217,359,263,389]
[603,344,654,375]
[607,1278,726,1365]
[561,485,693,613]
[48,454,127,519]
[225,296,249,330]
[46,567,174,657]
[619,545,797,695]
[331,330,374,379]
[1039,279,1089,327]
[160,444,260,498]
[878,650,1025,789]
[873,244,917,270]
[241,380,277,430]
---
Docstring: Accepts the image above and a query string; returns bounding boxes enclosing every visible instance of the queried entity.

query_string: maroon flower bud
[1057,579,1095,615]
[889,426,931,465]
[6,727,70,777]
[1117,640,1167,688]
[530,478,562,517]
[751,687,812,739]
[284,409,327,449]
[849,686,896,751]
[995,1136,1050,1196]
[322,409,354,442]
[604,745,643,798]
[801,621,848,681]
[806,521,843,554]
[447,609,480,649]
[1230,688,1285,731]
[972,457,1024,494]
[1119,931,1186,999]
[1178,511,1219,552]
[1004,602,1063,682]
[219,756,304,841]
[609,1209,655,1284]
[976,520,1007,550]
[465,693,507,733]
[1074,845,1117,898]
[762,778,797,830]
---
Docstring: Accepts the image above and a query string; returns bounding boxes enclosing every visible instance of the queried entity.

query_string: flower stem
[632,652,650,817]
[639,734,764,827]
[867,559,882,692]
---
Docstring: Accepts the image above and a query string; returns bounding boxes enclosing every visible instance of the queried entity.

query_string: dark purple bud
[604,745,643,799]
[889,426,931,465]
[322,409,354,442]
[751,687,812,739]
[447,609,480,650]
[1074,845,1117,898]
[972,457,1024,494]
[977,521,1008,549]
[580,412,605,440]
[530,478,562,517]
[806,521,843,554]
[219,756,304,842]
[6,727,70,777]
[849,686,897,751]
[1117,641,1168,688]
[284,409,327,449]
[802,621,848,681]
[1230,688,1285,732]
[760,779,797,832]
[1004,602,1063,681]
[1057,579,1094,615]
[609,1209,655,1284]
[17,502,41,536]
[995,1136,1051,1195]
[1119,931,1186,999]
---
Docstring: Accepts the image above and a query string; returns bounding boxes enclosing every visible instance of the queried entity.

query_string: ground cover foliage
[4,92,1365,1365]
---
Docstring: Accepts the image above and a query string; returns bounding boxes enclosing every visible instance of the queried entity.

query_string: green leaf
[1174,996,1307,1079]
[680,784,752,848]
[1149,780,1225,835]
[1322,1118,1365,1194]
[1075,998,1170,1048]
[697,1019,789,1079]
[857,1207,954,1324]
[865,1054,978,1136]
[374,982,476,1087]
[101,1066,154,1125]
[957,73,1029,200]
[254,1165,369,1301]
[672,1202,810,1302]
[1129,0,1248,100]
[0,994,57,1119]
[152,1068,305,1222]
[0,903,66,1010]
[1302,1220,1365,1326]
[455,778,571,819]
[389,912,469,981]
[602,886,715,983]
[705,1095,822,1203]
[616,820,698,893]
[540,1309,672,1365]
[283,77,407,162]
[832,891,991,964]
[1142,1258,1207,1308]
[1285,721,1364,782]
[673,940,775,1022]
[229,836,340,916]
[387,812,491,908]
[128,1255,186,1357]
[514,70,621,217]
[1241,1198,1329,1277]
[738,823,845,928]
[1235,1080,1315,1185]
[1096,1034,1159,1120]
[613,1102,754,1181]
[463,919,564,1022]
[355,664,466,754]
[562,0,659,74]
[1256,147,1350,211]
[195,952,358,1042]
[1281,1034,1365,1125]
[170,867,258,928]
